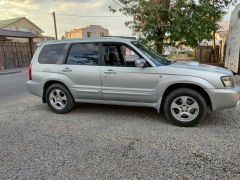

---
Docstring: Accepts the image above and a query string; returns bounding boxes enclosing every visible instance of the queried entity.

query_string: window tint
[38,43,66,64]
[66,43,99,65]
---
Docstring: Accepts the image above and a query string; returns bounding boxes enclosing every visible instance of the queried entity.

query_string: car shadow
[72,103,170,125]
[39,102,239,128]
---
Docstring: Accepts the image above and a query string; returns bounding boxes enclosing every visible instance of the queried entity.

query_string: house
[0,17,54,43]
[0,17,47,70]
[65,25,109,39]
[225,3,240,73]
[0,17,43,35]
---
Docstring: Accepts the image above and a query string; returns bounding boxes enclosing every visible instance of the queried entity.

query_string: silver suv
[26,37,240,126]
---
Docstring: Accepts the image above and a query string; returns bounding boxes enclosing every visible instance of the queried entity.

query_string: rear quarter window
[38,43,66,64]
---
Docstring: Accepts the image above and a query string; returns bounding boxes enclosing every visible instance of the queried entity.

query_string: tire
[163,88,208,127]
[46,83,75,114]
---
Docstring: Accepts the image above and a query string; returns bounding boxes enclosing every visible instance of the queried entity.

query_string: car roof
[42,37,137,45]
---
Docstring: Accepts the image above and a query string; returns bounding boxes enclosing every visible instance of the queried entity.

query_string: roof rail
[103,36,137,40]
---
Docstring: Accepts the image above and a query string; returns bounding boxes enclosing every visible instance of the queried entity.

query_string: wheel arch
[42,80,73,103]
[160,83,212,111]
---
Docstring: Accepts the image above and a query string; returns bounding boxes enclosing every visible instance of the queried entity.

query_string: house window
[87,32,91,37]
[238,10,240,18]
[100,32,104,37]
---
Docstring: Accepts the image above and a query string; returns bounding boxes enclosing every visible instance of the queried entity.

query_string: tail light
[29,64,32,80]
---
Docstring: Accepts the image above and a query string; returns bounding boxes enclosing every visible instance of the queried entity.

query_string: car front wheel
[46,83,75,114]
[163,88,208,126]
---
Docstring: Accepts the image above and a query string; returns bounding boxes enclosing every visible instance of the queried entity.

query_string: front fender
[158,75,214,97]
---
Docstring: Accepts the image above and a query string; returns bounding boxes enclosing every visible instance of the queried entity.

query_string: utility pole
[52,11,58,40]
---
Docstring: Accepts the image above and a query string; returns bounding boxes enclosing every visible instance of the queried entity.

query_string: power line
[112,0,123,8]
[57,13,124,18]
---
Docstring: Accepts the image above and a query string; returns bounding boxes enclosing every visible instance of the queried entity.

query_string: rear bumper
[26,80,43,97]
[207,86,240,111]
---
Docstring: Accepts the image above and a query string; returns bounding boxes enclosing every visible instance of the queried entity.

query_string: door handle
[62,67,72,72]
[104,69,116,74]
[104,72,116,74]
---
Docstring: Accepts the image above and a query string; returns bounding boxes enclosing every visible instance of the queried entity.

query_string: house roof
[0,29,39,38]
[0,17,44,33]
[0,17,22,29]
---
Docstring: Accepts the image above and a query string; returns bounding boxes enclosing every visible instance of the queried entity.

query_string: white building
[225,4,240,73]
[65,25,109,39]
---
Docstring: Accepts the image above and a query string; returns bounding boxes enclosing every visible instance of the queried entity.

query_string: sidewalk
[0,67,27,75]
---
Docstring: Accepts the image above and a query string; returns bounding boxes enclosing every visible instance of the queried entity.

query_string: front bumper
[207,86,240,111]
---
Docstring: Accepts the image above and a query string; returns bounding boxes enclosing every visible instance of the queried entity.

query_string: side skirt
[74,98,162,113]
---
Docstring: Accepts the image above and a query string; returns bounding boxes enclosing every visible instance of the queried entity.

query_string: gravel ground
[0,78,240,179]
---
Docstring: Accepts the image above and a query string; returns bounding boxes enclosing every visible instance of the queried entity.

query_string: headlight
[221,76,235,87]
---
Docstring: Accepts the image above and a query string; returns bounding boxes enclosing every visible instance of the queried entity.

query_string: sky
[0,0,239,38]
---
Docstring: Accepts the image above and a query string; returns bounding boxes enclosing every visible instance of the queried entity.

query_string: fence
[0,42,32,70]
[195,46,220,64]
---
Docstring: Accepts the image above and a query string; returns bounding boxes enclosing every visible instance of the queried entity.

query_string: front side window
[38,43,66,64]
[121,46,140,67]
[103,45,122,66]
[66,43,99,65]
[103,44,143,67]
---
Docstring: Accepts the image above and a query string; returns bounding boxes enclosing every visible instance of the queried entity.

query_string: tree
[110,0,235,53]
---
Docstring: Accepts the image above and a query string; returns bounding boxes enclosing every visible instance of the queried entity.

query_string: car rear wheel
[46,83,75,114]
[163,88,208,126]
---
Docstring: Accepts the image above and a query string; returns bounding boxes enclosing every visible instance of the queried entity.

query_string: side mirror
[135,58,146,68]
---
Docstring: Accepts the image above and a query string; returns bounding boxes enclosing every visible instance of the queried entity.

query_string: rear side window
[38,44,66,64]
[66,43,99,65]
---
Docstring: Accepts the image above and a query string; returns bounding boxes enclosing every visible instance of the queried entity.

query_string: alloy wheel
[49,89,67,110]
[170,96,199,122]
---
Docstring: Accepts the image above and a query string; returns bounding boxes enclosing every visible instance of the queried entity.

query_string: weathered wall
[225,4,240,73]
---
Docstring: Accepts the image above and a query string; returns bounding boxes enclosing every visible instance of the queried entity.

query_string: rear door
[100,43,159,103]
[61,43,102,100]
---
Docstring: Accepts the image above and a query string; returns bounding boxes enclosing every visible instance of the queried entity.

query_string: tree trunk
[156,43,163,54]
[155,32,164,54]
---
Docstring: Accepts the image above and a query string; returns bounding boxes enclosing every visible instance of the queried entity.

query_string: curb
[0,70,23,76]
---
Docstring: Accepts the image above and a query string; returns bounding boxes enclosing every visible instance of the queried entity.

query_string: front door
[100,43,159,103]
[62,43,102,100]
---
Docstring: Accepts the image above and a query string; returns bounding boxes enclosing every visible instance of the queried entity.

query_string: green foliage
[110,0,235,53]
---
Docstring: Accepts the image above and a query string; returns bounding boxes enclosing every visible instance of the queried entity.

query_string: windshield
[132,42,171,66]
